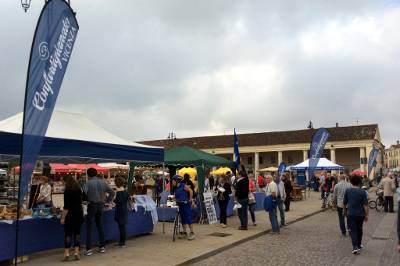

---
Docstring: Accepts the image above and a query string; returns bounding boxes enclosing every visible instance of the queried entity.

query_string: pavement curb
[175,209,325,266]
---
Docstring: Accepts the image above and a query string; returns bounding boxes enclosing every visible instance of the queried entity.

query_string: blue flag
[19,0,79,205]
[308,128,330,179]
[233,129,240,170]
[368,147,379,178]
[278,162,286,176]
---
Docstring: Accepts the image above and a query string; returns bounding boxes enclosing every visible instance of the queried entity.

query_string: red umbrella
[352,169,365,176]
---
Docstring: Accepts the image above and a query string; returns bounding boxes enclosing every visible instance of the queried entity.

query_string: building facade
[386,142,400,169]
[141,124,383,176]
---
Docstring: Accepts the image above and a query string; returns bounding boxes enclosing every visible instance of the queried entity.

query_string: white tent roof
[0,110,156,148]
[291,158,344,170]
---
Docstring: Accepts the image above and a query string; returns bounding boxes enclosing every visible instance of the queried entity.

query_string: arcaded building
[141,124,383,176]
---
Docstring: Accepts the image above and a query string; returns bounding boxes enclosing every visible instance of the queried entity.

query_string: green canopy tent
[165,146,235,196]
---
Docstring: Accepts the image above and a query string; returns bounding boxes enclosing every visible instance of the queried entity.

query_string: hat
[171,175,182,182]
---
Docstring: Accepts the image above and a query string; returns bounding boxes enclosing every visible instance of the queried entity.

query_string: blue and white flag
[233,128,240,170]
[278,162,286,176]
[368,147,379,178]
[308,128,330,179]
[19,0,79,205]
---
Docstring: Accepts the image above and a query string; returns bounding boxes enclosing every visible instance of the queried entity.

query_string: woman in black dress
[60,175,84,261]
[215,174,232,228]
[114,176,130,247]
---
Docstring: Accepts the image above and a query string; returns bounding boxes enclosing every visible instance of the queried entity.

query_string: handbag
[263,195,277,212]
[248,192,256,204]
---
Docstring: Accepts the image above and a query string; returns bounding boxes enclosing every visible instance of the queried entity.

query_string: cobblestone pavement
[193,208,399,266]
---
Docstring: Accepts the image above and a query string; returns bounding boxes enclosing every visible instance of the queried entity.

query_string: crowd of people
[331,172,400,255]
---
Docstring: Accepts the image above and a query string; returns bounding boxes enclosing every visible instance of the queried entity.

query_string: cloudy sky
[0,0,399,145]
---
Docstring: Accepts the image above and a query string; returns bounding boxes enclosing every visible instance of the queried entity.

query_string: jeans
[237,199,249,228]
[218,200,229,225]
[86,203,105,250]
[277,199,285,226]
[347,215,364,249]
[118,223,126,246]
[269,208,279,233]
[249,203,256,224]
[384,196,394,212]
[337,207,347,235]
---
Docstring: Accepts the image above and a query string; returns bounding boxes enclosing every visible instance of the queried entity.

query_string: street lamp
[21,0,31,12]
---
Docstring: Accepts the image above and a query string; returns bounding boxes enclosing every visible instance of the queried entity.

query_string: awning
[291,158,344,171]
[0,110,164,164]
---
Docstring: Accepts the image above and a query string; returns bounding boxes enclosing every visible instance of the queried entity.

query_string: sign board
[203,192,218,224]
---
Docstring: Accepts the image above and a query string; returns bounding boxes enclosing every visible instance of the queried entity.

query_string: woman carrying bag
[215,175,232,228]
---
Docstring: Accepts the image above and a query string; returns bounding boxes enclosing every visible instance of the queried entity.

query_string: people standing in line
[248,174,257,226]
[333,174,351,238]
[37,176,53,208]
[378,173,396,213]
[275,175,286,227]
[265,175,279,233]
[83,168,115,256]
[343,175,369,255]
[235,170,249,230]
[282,174,293,212]
[114,176,130,248]
[171,175,196,240]
[60,175,84,261]
[216,174,232,228]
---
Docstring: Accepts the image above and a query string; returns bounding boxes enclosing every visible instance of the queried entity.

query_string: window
[259,156,263,164]
[247,157,253,165]
[271,156,276,164]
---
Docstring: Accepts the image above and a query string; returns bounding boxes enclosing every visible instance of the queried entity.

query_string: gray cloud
[0,0,399,146]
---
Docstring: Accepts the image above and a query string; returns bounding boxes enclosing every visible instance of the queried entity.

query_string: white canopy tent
[290,158,344,171]
[0,110,163,163]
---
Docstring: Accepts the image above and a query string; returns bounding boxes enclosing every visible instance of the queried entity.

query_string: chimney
[335,122,339,128]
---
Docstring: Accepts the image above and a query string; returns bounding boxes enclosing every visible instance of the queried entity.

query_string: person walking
[235,170,249,230]
[248,174,257,226]
[333,174,351,238]
[282,175,293,211]
[378,173,396,213]
[343,175,369,255]
[275,175,286,227]
[60,175,84,261]
[114,176,130,247]
[216,175,232,228]
[83,168,115,256]
[265,175,279,233]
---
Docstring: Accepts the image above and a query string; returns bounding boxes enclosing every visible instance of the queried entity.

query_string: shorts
[178,202,192,225]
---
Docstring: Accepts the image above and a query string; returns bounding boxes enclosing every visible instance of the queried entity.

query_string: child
[114,176,130,247]
[171,175,195,240]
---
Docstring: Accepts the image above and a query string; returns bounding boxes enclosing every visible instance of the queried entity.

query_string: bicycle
[368,190,384,212]
[172,200,190,242]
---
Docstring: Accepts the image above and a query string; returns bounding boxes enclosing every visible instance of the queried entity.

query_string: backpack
[263,195,277,212]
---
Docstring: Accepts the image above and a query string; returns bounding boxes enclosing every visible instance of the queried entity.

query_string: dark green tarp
[165,146,234,168]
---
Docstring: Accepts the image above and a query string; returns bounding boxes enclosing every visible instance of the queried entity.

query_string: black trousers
[64,223,81,249]
[284,197,291,211]
[118,223,126,245]
[218,200,228,225]
[337,207,347,235]
[384,196,394,212]
[86,203,105,250]
[348,215,364,249]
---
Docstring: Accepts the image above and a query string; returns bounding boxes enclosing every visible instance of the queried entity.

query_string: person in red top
[248,174,257,226]
[257,174,265,189]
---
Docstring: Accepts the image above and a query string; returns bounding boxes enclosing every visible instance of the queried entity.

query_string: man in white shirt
[264,175,279,233]
[275,175,286,227]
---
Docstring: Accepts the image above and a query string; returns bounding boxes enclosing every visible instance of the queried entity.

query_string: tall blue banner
[19,0,79,205]
[308,128,330,179]
[278,162,286,176]
[233,128,240,170]
[368,147,379,178]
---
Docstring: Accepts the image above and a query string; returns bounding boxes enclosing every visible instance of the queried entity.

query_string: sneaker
[99,247,106,253]
[187,232,196,240]
[358,245,365,250]
[238,226,248,230]
[253,223,257,226]
[352,248,359,255]
[84,250,93,256]
[221,224,227,228]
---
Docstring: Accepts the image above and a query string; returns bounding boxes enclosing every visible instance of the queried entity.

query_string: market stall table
[0,207,153,262]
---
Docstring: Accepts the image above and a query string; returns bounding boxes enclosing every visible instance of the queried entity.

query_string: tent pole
[161,163,166,234]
